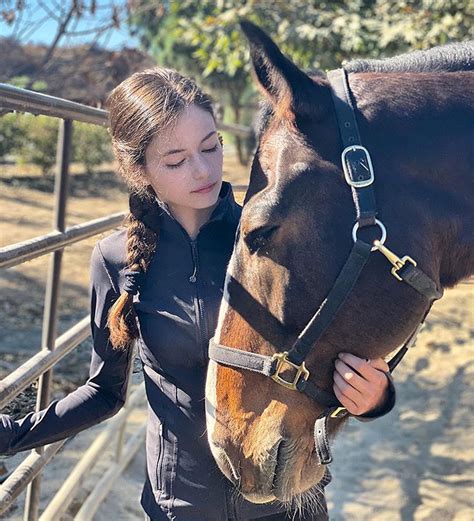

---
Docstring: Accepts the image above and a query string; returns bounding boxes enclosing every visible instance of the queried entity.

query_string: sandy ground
[1,158,472,520]
[327,283,473,521]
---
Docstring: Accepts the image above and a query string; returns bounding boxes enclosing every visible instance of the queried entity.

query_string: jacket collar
[143,181,241,236]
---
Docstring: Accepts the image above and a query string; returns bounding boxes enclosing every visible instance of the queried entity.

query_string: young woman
[0,68,395,520]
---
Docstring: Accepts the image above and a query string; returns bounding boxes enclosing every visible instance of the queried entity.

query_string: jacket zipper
[189,239,209,362]
[156,419,164,491]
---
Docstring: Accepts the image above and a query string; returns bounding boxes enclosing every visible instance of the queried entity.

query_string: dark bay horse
[205,21,473,508]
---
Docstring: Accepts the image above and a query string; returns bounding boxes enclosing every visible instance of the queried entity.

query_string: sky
[0,0,141,50]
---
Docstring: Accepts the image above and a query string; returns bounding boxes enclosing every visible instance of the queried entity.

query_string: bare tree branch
[2,0,148,92]
[65,22,117,37]
[20,15,50,42]
[37,0,61,22]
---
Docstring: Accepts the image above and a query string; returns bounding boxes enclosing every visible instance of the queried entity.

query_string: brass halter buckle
[373,240,417,281]
[271,351,310,390]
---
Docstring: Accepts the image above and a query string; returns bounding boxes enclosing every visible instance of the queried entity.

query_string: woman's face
[144,104,223,213]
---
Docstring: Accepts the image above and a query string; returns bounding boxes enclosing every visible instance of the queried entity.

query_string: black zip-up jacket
[0,181,393,520]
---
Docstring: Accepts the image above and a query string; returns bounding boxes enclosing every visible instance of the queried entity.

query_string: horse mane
[344,41,474,73]
[253,41,473,138]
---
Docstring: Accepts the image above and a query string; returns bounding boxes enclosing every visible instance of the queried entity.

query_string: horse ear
[240,20,322,117]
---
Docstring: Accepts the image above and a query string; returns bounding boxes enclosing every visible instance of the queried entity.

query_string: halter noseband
[209,68,443,465]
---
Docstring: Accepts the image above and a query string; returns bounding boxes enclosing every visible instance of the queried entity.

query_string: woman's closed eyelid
[166,158,185,168]
[203,143,218,152]
[165,143,219,168]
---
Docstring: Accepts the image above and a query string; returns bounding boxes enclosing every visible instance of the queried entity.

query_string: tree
[0,1,154,90]
[0,113,26,162]
[72,121,113,175]
[129,1,472,164]
[17,115,59,175]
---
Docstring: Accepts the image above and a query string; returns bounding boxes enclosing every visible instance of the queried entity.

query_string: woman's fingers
[339,353,388,386]
[334,360,369,395]
[333,381,358,413]
[333,353,390,414]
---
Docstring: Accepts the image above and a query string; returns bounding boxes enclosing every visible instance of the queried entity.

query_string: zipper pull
[189,261,197,283]
[189,240,198,283]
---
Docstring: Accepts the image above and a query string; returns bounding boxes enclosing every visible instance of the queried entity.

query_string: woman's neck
[168,202,219,240]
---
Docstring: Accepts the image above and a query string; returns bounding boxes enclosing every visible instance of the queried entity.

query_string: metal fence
[0,83,250,520]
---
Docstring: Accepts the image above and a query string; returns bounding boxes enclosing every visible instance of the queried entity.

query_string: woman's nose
[191,154,209,179]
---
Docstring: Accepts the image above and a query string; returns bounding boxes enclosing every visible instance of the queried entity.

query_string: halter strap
[287,239,372,367]
[327,68,377,227]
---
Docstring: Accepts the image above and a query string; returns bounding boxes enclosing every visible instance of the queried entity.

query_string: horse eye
[243,225,279,255]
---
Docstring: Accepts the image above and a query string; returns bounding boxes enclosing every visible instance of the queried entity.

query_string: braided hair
[105,67,215,351]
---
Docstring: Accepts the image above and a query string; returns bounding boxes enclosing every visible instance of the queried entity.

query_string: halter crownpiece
[208,67,443,466]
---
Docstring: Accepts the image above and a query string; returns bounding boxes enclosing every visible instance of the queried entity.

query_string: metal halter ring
[352,219,387,251]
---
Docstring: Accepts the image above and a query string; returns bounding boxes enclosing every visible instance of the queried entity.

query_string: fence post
[23,119,73,521]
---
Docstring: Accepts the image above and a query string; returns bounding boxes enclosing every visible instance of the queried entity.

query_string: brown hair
[105,67,215,351]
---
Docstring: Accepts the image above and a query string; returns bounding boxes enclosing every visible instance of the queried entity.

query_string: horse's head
[205,22,473,505]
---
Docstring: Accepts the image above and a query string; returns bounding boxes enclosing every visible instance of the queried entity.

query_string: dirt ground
[0,158,472,520]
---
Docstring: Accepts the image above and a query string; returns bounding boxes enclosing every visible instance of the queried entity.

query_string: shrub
[72,122,113,175]
[17,115,59,175]
[0,113,27,162]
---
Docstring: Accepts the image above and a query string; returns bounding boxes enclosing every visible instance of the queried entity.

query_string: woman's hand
[333,352,389,416]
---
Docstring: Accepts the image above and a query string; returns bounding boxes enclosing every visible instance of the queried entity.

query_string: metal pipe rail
[0,317,90,409]
[0,213,126,269]
[74,423,147,521]
[0,84,108,125]
[0,440,68,513]
[0,384,146,516]
[38,385,146,521]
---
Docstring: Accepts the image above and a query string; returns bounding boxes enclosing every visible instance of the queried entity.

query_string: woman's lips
[192,182,217,194]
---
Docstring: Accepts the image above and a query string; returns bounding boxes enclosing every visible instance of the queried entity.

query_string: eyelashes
[166,144,219,169]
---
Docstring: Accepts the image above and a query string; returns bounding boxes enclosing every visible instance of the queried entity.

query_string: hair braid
[107,188,158,351]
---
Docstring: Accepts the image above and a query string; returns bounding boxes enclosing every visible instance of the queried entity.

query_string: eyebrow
[163,131,217,156]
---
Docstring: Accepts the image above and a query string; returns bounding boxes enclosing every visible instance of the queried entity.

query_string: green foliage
[130,0,473,82]
[17,115,58,175]
[9,76,48,92]
[72,122,113,175]
[1,114,113,175]
[0,113,27,161]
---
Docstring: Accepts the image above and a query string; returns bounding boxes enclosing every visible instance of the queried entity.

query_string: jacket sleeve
[0,243,132,455]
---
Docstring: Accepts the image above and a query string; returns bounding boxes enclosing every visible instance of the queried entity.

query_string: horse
[205,21,473,508]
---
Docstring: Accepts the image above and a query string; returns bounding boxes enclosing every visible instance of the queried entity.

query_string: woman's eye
[166,158,185,169]
[243,225,279,255]
[202,144,218,153]
[166,144,217,168]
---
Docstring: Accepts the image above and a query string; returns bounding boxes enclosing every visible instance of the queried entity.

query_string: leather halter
[208,68,443,465]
